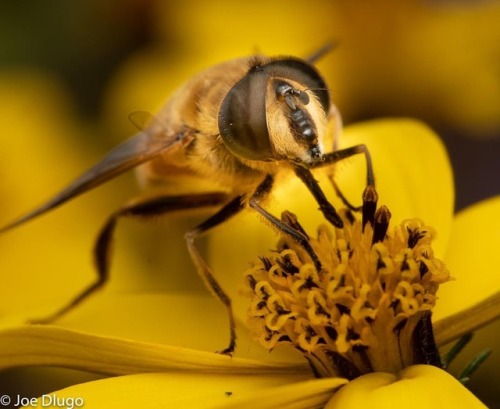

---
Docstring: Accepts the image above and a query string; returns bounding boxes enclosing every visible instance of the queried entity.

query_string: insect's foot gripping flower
[244,187,451,380]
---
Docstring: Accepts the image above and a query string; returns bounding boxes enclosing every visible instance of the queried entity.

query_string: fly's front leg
[184,196,245,355]
[31,192,229,324]
[315,144,375,211]
[294,165,344,228]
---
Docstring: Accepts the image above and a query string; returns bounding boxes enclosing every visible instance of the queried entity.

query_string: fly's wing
[0,118,192,232]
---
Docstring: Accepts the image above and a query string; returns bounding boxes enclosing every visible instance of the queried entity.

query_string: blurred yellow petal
[29,373,344,409]
[325,365,486,409]
[330,1,500,135]
[434,196,500,320]
[0,71,150,317]
[156,0,337,60]
[0,71,97,314]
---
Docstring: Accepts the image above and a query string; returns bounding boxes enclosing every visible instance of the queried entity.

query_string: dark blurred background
[0,0,498,407]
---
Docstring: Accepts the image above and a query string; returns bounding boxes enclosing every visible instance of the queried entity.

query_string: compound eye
[218,69,274,161]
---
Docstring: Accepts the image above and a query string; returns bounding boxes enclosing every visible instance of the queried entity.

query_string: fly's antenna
[306,41,339,64]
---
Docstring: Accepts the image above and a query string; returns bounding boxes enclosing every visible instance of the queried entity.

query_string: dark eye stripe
[218,69,273,161]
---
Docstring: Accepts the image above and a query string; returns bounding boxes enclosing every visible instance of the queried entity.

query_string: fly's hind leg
[31,192,229,324]
[184,196,246,355]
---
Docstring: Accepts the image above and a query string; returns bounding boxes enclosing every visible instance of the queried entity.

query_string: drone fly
[1,45,374,354]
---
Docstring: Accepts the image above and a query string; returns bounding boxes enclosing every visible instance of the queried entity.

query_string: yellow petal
[0,292,303,363]
[434,196,500,320]
[0,325,307,376]
[220,377,347,409]
[325,365,486,409]
[434,292,500,347]
[28,373,344,409]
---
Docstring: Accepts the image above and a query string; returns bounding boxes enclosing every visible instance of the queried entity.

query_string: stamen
[276,255,300,275]
[362,186,378,230]
[372,205,391,245]
[407,226,427,249]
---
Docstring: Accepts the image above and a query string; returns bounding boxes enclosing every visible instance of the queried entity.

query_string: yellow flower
[0,111,498,407]
[243,205,450,377]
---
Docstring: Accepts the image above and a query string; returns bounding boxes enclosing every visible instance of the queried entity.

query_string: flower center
[244,187,450,379]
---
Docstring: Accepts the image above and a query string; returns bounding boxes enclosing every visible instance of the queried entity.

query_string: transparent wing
[0,119,192,232]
